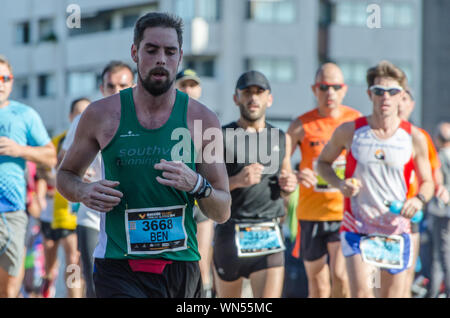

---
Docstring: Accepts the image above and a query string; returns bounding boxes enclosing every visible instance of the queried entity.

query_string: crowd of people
[0,12,449,298]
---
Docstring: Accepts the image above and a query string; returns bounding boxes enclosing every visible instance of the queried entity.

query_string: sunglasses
[314,82,346,91]
[369,85,403,97]
[0,75,14,83]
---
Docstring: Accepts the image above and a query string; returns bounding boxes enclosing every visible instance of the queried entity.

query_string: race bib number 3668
[125,205,187,255]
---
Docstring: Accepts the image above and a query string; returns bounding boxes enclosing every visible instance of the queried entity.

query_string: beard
[138,66,174,97]
[238,103,265,123]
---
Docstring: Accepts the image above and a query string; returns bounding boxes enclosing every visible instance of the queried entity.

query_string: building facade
[422,0,450,133]
[0,0,427,137]
[320,0,423,123]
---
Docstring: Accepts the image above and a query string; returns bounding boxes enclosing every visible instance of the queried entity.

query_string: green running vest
[98,88,199,261]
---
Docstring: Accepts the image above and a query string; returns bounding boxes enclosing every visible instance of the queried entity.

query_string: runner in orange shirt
[287,63,361,297]
[397,86,445,297]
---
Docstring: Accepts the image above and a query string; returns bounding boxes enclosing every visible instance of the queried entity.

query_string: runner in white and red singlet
[316,60,434,298]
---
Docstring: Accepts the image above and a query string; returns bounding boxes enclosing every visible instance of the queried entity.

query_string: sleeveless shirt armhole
[177,89,189,129]
[399,120,412,135]
[100,87,130,153]
[354,116,368,130]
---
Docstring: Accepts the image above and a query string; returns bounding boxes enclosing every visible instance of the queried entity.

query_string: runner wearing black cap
[213,70,297,298]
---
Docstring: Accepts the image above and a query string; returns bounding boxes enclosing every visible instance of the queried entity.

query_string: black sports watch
[415,193,427,206]
[194,177,212,200]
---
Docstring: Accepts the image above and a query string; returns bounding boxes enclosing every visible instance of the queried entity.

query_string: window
[122,13,140,29]
[396,3,414,27]
[382,3,396,28]
[339,60,413,86]
[182,56,216,77]
[319,0,333,26]
[246,57,295,83]
[333,1,414,28]
[395,62,414,85]
[338,61,370,85]
[197,0,220,21]
[334,1,367,27]
[382,2,414,28]
[175,0,195,22]
[120,4,159,29]
[174,0,220,22]
[247,0,296,24]
[11,77,29,100]
[68,71,98,96]
[15,22,30,44]
[68,11,112,36]
[69,4,160,36]
[37,74,56,97]
[39,18,57,42]
[335,2,351,26]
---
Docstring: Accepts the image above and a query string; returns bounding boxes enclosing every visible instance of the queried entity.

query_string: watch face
[204,185,212,198]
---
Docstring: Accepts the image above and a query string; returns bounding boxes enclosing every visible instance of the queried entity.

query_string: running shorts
[340,231,413,275]
[0,210,28,276]
[213,220,285,282]
[93,258,203,298]
[299,220,341,262]
[40,221,75,241]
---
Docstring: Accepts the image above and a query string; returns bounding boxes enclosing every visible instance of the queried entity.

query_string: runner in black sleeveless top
[213,71,297,298]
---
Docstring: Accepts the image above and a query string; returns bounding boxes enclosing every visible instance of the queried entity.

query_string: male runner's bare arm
[228,174,243,191]
[433,168,444,187]
[154,102,231,224]
[192,110,231,224]
[422,130,449,203]
[0,137,56,169]
[433,168,449,203]
[287,117,317,188]
[56,102,123,213]
[228,163,264,191]
[23,142,57,168]
[196,159,231,224]
[401,127,435,218]
[279,133,298,197]
[317,122,361,197]
[286,117,304,155]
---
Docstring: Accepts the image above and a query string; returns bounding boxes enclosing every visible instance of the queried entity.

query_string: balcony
[66,29,134,69]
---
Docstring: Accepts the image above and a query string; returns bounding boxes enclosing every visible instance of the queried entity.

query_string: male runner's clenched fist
[236,163,265,187]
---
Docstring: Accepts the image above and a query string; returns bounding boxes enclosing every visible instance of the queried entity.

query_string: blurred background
[0,0,449,138]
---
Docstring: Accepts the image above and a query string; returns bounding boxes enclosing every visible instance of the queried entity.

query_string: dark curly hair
[133,12,184,50]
